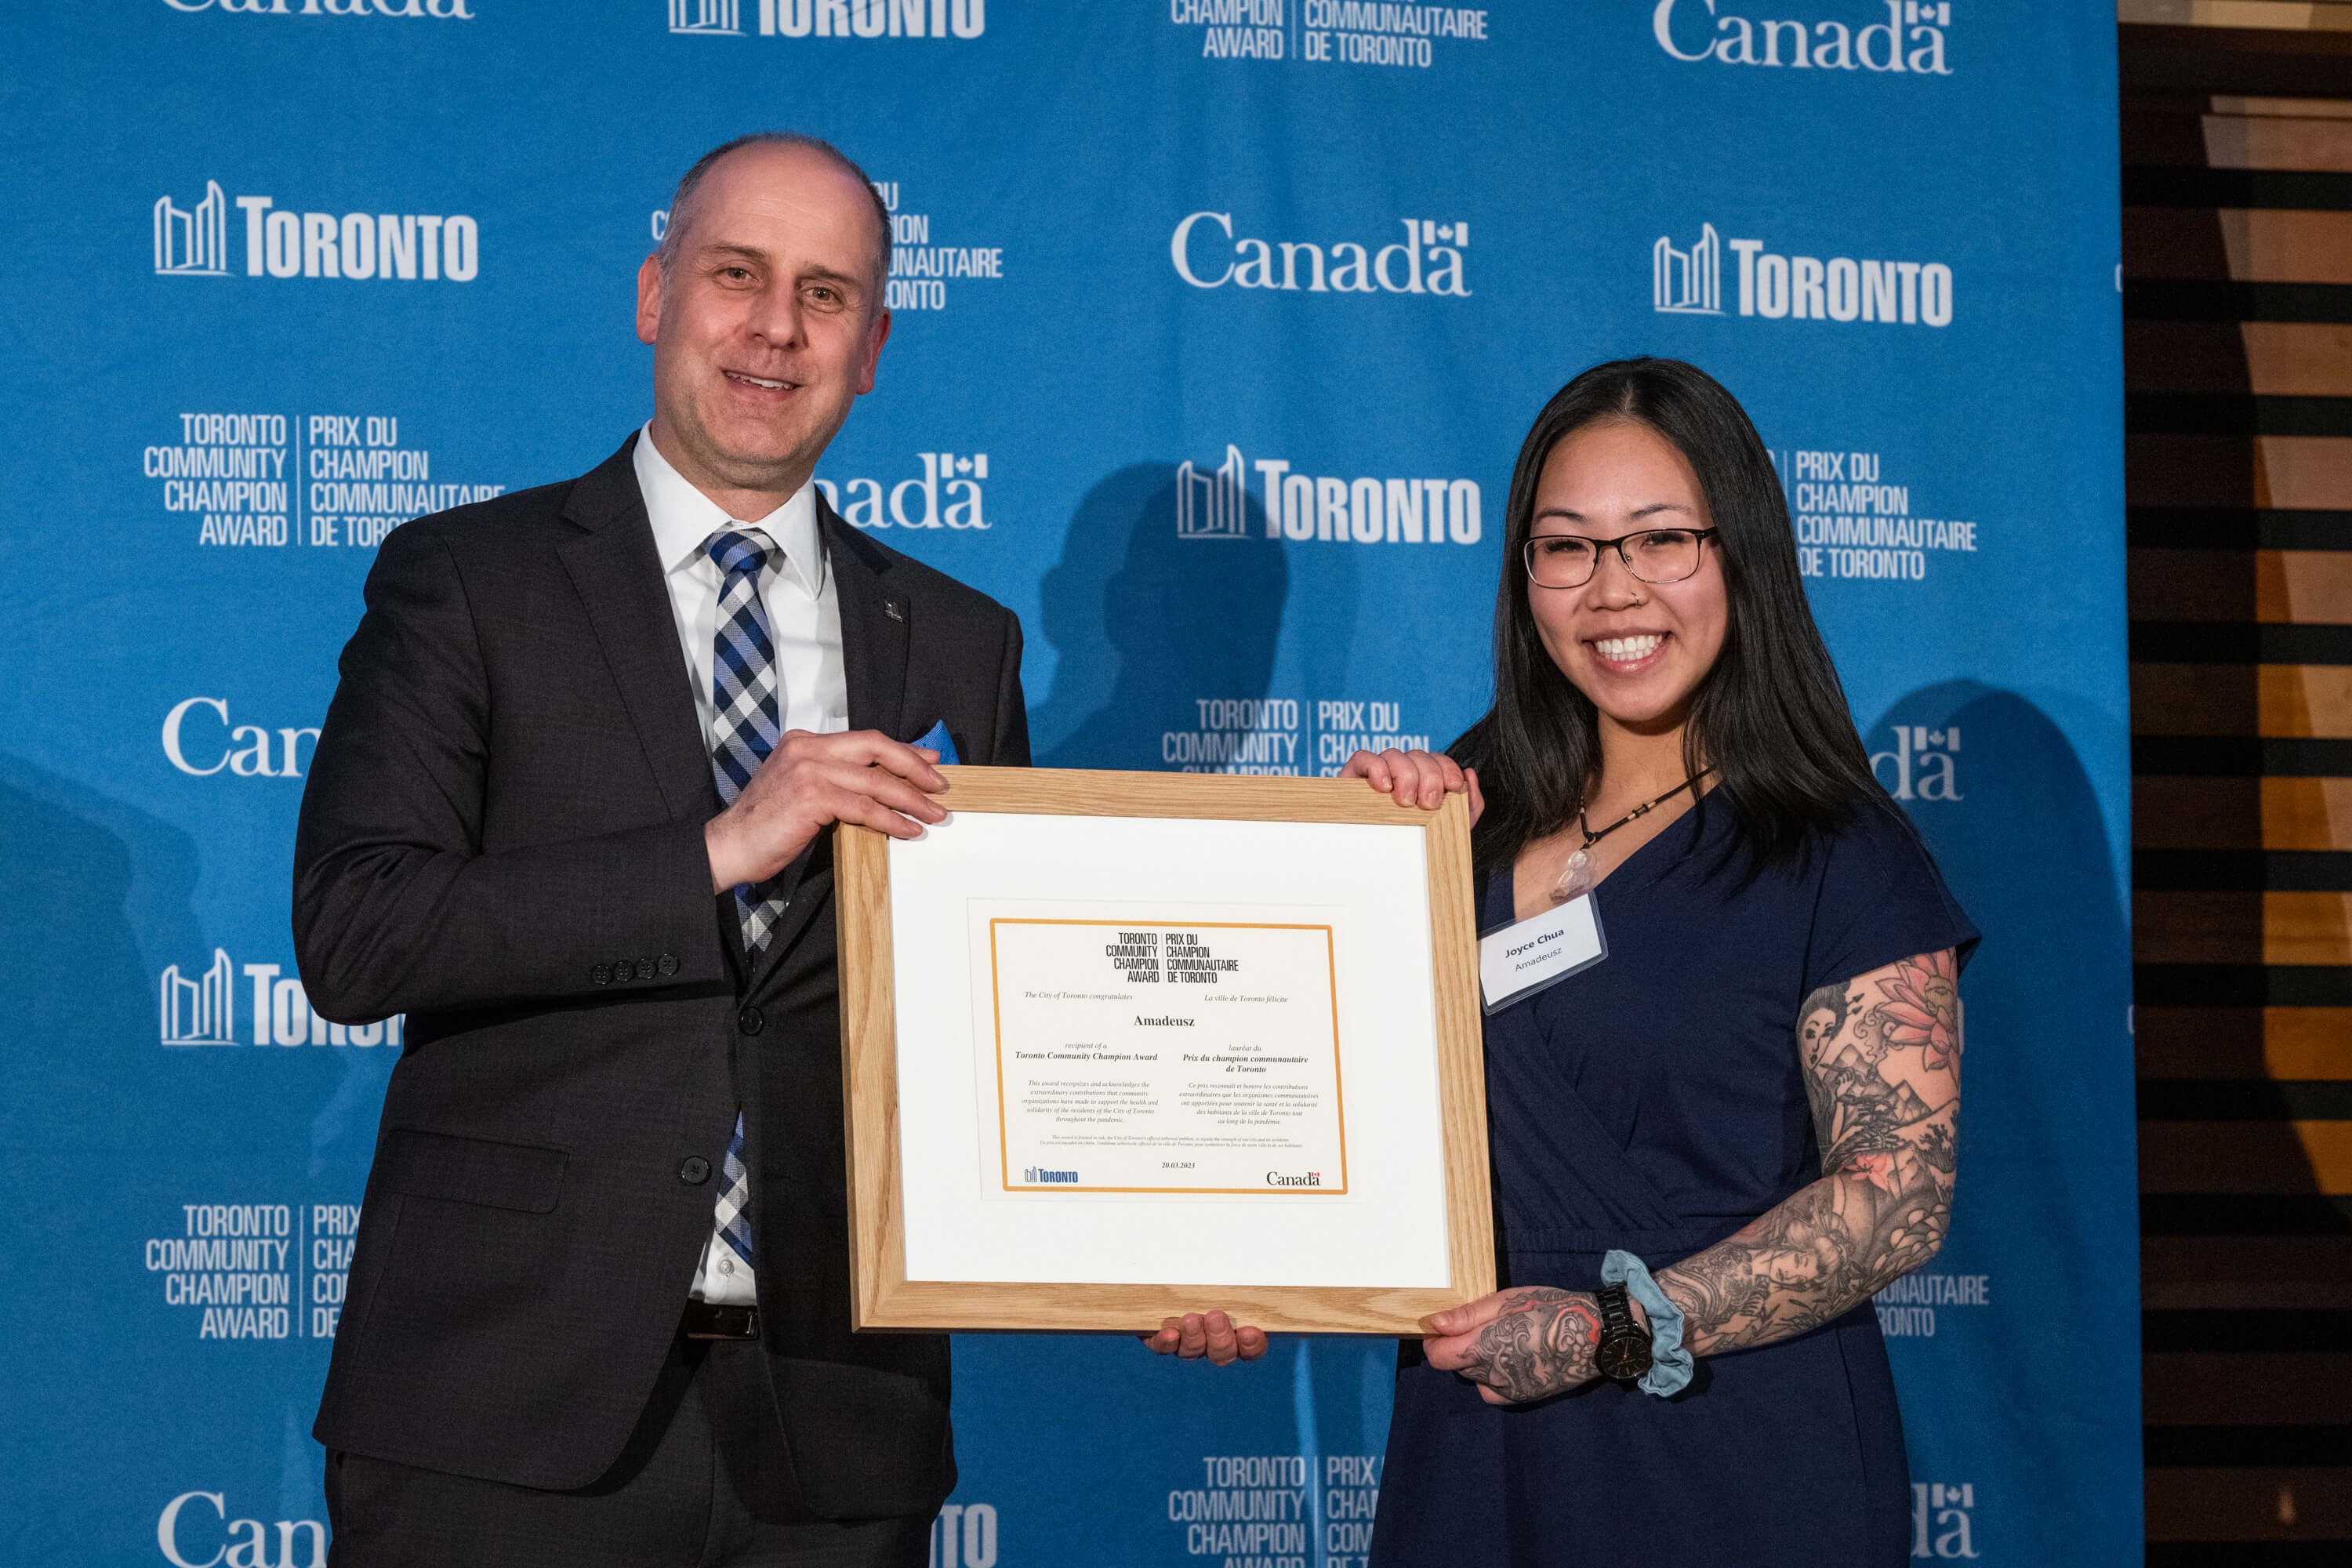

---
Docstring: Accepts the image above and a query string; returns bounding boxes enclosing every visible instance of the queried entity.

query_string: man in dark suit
[294,132,1026,1567]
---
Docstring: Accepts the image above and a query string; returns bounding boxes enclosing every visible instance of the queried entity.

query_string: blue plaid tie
[706,525,786,1272]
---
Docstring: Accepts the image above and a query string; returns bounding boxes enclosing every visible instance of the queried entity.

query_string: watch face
[1596,1334,1653,1382]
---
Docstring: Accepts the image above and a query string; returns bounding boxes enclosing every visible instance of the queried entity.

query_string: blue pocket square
[913,720,959,764]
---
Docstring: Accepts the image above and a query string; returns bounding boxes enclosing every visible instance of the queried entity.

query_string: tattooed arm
[1425,949,1959,1404]
[1653,949,1962,1356]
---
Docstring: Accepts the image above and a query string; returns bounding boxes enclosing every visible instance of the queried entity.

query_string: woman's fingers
[1348,749,1484,813]
[1428,753,1466,808]
[1399,751,1436,808]
[1374,750,1409,804]
[1356,749,1479,810]
[1386,750,1433,808]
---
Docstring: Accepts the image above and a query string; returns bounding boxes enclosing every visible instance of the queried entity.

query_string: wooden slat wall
[2118,2,2352,34]
[2123,18,2352,1565]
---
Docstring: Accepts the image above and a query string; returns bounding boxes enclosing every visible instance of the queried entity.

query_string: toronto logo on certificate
[978,907,1350,1196]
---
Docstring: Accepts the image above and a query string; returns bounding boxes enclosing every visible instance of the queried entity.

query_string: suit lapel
[556,436,725,836]
[826,501,910,742]
[746,498,910,996]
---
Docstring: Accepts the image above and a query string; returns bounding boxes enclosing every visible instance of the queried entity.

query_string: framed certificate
[836,767,1493,1334]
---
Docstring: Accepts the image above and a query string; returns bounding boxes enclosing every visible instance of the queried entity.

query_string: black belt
[681,1301,761,1341]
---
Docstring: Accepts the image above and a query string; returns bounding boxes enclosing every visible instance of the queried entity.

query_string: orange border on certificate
[986,917,1350,1196]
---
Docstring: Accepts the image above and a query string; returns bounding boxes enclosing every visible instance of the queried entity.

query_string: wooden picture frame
[836,766,1493,1334]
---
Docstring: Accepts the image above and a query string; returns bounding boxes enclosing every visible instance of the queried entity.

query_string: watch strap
[1593,1280,1652,1384]
[1595,1280,1639,1338]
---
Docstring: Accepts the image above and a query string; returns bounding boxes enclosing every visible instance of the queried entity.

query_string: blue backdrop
[1,3,2136,1563]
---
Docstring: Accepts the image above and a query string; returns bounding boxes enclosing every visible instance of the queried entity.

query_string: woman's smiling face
[1526,418,1730,735]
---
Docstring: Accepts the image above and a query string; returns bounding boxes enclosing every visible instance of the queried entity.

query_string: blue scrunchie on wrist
[1602,1249,1694,1398]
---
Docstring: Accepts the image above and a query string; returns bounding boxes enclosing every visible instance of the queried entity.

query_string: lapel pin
[885,599,905,622]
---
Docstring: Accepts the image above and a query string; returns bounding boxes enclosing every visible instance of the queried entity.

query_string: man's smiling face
[636,142,890,514]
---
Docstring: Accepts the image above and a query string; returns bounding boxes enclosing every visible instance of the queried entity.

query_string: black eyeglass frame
[1522,527,1722,589]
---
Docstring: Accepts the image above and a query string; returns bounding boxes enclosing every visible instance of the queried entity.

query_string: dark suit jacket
[296,434,1029,1516]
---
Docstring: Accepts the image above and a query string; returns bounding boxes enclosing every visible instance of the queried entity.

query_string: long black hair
[1453,357,1887,876]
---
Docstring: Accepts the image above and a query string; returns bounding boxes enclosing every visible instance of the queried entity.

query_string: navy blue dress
[1371,797,1977,1568]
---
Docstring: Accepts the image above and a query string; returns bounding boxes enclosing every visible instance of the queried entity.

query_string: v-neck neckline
[1500,796,1712,925]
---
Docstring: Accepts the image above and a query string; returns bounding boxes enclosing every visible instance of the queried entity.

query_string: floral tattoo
[1657,949,1961,1356]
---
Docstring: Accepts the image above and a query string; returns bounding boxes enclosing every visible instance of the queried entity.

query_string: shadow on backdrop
[1861,682,2159,1463]
[0,752,201,1146]
[1032,463,1303,770]
[1866,679,2132,1170]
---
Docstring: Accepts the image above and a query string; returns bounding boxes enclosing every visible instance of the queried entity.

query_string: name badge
[1478,894,1607,1014]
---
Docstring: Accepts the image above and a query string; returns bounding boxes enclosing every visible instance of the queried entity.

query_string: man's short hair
[655,132,892,303]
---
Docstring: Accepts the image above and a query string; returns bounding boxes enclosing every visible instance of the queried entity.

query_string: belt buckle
[684,1304,760,1341]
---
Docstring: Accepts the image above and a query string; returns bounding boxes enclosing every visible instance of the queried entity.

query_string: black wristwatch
[1593,1282,1653,1385]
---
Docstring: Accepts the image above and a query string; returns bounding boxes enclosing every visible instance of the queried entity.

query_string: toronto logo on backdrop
[666,0,985,38]
[160,947,403,1048]
[154,181,480,281]
[159,951,237,1047]
[1653,223,1953,326]
[1652,0,1951,73]
[154,182,230,275]
[1174,444,1480,547]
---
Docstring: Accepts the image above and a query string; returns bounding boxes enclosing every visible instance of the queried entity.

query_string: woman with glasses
[1148,358,1976,1566]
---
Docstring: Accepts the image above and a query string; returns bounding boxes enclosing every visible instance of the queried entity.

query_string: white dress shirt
[633,423,848,1306]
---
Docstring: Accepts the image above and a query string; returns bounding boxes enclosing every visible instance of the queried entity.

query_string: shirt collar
[632,423,825,598]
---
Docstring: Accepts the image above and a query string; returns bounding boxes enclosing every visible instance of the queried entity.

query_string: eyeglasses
[1523,528,1719,590]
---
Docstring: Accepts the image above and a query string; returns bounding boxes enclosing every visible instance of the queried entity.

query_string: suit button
[590,964,612,985]
[679,1156,711,1185]
[657,953,679,978]
[636,956,657,981]
[738,1005,764,1036]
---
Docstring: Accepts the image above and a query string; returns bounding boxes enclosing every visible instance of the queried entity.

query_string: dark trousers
[326,1334,932,1568]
